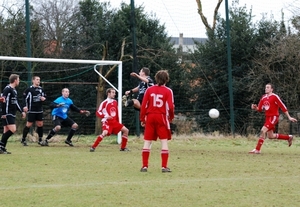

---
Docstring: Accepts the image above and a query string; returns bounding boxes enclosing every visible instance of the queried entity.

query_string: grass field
[1,134,300,207]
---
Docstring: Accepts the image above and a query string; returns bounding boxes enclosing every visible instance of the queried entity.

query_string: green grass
[1,135,300,207]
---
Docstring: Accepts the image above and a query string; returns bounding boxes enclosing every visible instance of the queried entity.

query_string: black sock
[22,126,30,141]
[66,128,76,141]
[46,129,56,140]
[1,130,14,147]
[36,127,43,141]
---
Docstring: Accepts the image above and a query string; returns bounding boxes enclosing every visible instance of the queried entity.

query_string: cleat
[40,140,49,146]
[120,148,130,151]
[248,149,261,154]
[122,95,128,107]
[162,167,172,173]
[90,147,95,152]
[288,135,293,147]
[140,167,148,172]
[21,140,28,146]
[64,140,74,147]
[38,141,43,145]
[0,147,11,154]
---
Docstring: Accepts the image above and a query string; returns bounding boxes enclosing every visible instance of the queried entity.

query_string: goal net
[0,56,123,143]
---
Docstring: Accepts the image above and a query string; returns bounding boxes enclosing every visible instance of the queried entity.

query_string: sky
[108,0,296,38]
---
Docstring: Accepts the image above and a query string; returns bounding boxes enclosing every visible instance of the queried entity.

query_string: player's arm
[167,91,175,121]
[1,90,9,115]
[139,90,149,124]
[96,101,106,118]
[69,104,90,116]
[125,86,139,95]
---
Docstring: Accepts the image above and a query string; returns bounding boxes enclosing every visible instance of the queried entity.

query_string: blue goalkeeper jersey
[51,96,74,119]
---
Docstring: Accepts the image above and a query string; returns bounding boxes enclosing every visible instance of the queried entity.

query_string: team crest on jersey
[110,107,116,117]
[262,101,270,110]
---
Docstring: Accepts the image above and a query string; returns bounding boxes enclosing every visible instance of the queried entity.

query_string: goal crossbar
[0,56,123,144]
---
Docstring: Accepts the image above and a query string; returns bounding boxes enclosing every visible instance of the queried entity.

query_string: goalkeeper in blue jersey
[41,88,90,147]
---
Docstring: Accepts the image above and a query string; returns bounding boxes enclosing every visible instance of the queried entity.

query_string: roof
[170,37,207,45]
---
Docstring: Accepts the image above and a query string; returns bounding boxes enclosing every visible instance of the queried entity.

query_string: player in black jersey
[123,67,154,111]
[0,74,26,154]
[21,76,46,146]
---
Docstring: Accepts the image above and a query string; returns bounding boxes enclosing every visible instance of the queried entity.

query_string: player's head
[265,83,274,94]
[32,76,40,86]
[106,88,116,98]
[9,74,20,86]
[155,70,169,86]
[140,67,150,76]
[62,88,70,98]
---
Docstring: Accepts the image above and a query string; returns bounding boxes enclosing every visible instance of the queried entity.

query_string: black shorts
[2,115,16,126]
[27,112,43,122]
[52,115,75,128]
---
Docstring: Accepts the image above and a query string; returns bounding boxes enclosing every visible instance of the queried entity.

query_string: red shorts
[264,115,279,131]
[143,114,172,141]
[102,120,124,136]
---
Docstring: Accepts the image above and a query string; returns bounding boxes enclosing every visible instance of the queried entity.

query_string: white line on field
[1,176,299,190]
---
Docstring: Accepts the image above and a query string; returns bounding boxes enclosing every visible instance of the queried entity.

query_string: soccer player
[0,74,26,154]
[122,67,154,110]
[21,76,46,146]
[249,83,297,154]
[90,88,129,152]
[41,88,90,147]
[139,70,174,173]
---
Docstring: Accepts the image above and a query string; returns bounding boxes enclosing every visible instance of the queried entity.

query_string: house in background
[170,33,207,53]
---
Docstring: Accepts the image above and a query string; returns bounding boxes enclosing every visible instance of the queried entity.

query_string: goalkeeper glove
[80,110,91,117]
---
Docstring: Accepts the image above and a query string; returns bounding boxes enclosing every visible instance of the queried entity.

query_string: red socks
[120,136,128,149]
[276,134,290,140]
[142,148,150,168]
[255,138,264,151]
[92,135,103,149]
[161,149,169,168]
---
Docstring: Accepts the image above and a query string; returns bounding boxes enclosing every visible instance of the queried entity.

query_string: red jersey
[96,98,119,122]
[257,93,287,116]
[140,85,174,122]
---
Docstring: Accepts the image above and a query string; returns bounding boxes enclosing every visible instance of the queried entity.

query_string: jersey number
[150,94,163,107]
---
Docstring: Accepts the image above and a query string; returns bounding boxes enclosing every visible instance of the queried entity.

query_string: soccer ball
[209,108,219,119]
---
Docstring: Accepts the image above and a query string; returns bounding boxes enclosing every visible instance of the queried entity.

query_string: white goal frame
[0,56,123,143]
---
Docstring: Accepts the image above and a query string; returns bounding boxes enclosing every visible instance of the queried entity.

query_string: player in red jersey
[90,88,129,152]
[249,83,297,154]
[140,70,174,173]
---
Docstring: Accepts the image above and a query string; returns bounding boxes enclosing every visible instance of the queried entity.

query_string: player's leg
[160,139,171,173]
[42,116,62,146]
[35,113,44,144]
[0,117,16,153]
[64,118,78,147]
[119,125,129,151]
[140,115,156,172]
[90,129,108,152]
[140,140,152,172]
[268,131,293,146]
[21,113,35,146]
[249,126,268,154]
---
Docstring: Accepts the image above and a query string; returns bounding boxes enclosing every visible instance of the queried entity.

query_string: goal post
[0,56,123,144]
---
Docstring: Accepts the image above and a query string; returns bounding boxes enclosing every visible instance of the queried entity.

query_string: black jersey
[137,76,154,100]
[23,85,46,113]
[2,85,23,117]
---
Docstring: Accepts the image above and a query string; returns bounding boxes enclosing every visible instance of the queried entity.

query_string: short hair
[62,88,69,93]
[155,70,169,86]
[9,74,19,83]
[32,76,40,80]
[141,67,150,76]
[106,88,115,95]
[266,83,274,90]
